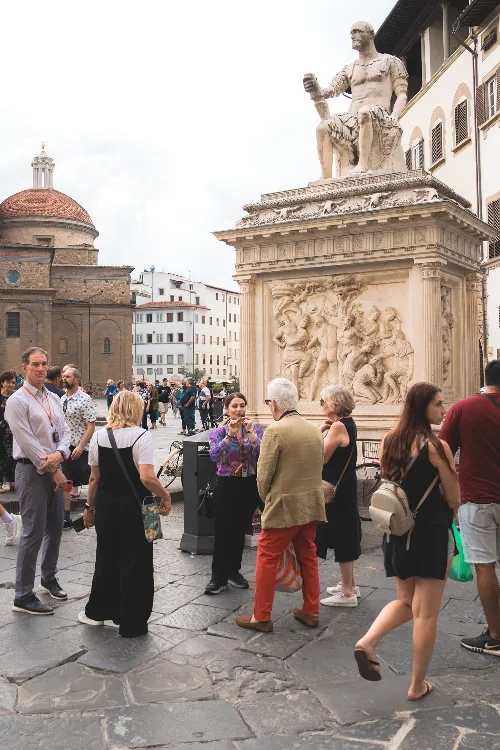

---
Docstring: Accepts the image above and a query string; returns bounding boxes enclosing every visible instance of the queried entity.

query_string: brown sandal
[407,681,433,701]
[354,648,382,681]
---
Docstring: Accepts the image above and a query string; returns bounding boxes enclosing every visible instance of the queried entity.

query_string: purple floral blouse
[209,423,264,477]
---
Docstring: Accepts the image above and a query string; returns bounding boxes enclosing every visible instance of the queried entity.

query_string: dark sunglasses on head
[320,399,325,406]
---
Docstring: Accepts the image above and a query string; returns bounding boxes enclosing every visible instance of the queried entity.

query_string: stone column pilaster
[465,273,481,396]
[421,263,444,386]
[237,276,256,408]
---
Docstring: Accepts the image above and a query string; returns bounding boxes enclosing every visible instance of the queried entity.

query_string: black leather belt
[17,458,33,465]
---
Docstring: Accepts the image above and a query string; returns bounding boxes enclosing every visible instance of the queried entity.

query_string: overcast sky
[0,0,395,291]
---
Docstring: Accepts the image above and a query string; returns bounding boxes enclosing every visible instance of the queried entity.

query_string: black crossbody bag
[106,429,163,543]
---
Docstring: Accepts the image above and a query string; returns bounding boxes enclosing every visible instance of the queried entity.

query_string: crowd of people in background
[1,344,500,703]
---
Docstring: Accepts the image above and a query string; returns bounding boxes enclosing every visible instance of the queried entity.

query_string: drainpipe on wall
[452,22,488,366]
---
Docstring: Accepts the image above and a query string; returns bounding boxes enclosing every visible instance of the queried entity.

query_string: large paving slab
[241,630,312,659]
[208,649,304,701]
[126,658,214,703]
[236,730,398,750]
[165,633,238,667]
[150,583,206,615]
[0,636,87,684]
[0,677,17,714]
[104,700,252,746]
[0,615,75,656]
[158,602,230,630]
[17,661,126,713]
[376,623,494,676]
[78,633,167,673]
[311,674,454,725]
[0,713,105,749]
[237,690,332,736]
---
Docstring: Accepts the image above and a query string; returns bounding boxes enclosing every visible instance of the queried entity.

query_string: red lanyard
[23,386,54,426]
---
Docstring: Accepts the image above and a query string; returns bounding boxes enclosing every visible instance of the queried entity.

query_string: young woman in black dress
[315,386,361,607]
[354,382,460,701]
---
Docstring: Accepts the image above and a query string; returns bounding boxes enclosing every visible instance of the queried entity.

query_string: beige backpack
[369,438,439,551]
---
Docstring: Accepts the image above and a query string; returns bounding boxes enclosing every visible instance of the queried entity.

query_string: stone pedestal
[214,170,495,437]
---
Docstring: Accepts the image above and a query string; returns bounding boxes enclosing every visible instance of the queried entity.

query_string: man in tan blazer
[237,378,326,632]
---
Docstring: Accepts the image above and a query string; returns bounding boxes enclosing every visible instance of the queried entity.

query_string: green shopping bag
[449,522,473,583]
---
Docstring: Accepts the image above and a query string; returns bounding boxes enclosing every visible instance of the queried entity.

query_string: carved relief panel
[270,274,413,405]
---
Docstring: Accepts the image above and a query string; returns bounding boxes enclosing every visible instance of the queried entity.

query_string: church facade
[0,146,133,393]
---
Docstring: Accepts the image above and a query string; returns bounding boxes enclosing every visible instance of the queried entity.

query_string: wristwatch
[84,503,94,511]
[57,449,66,460]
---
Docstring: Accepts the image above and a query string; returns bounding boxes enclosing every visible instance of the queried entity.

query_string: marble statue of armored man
[303,21,408,180]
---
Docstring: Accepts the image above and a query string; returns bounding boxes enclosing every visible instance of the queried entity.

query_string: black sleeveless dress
[84,432,154,637]
[315,417,361,562]
[383,443,452,580]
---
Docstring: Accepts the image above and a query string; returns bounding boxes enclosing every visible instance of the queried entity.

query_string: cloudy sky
[0,0,395,290]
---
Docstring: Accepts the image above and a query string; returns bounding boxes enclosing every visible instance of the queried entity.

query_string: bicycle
[156,440,184,489]
[356,440,381,519]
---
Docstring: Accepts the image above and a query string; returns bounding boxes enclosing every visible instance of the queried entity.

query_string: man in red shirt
[440,359,500,656]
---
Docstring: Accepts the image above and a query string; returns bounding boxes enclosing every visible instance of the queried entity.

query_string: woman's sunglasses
[320,399,325,406]
[265,399,272,405]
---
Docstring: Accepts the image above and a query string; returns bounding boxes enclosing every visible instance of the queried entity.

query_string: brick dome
[0,188,95,227]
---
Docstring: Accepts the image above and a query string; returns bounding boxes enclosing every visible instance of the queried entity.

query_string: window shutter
[476,84,486,127]
[455,100,468,144]
[497,68,500,113]
[405,149,412,170]
[487,199,500,258]
[431,123,443,164]
[418,139,424,170]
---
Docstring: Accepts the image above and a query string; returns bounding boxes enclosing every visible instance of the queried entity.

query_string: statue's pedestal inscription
[214,173,495,437]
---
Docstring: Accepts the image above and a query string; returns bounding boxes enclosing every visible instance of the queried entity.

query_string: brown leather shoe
[293,607,319,627]
[236,615,273,632]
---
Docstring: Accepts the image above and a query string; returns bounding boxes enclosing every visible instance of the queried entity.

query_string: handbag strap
[206,461,217,488]
[483,393,500,410]
[401,437,429,482]
[335,444,355,488]
[106,428,143,506]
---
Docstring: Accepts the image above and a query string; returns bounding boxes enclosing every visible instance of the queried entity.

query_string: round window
[6,270,20,287]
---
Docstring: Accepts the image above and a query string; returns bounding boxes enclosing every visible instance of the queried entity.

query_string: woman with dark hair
[0,370,21,545]
[205,392,264,595]
[354,382,460,701]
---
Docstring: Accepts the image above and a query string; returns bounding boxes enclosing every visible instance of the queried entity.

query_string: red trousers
[253,522,320,622]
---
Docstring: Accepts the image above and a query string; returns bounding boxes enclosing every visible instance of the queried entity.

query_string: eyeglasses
[320,399,325,406]
[62,400,68,414]
[265,399,272,405]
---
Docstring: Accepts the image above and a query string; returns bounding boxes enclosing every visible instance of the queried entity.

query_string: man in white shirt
[61,368,96,528]
[198,379,211,430]
[5,347,70,615]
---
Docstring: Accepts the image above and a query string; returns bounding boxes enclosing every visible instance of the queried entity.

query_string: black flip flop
[354,648,382,682]
[407,681,433,701]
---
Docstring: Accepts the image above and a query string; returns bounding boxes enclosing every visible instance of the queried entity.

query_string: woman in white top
[78,391,171,637]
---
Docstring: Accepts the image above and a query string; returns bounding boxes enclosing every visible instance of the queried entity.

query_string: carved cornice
[236,275,256,295]
[420,262,446,280]
[465,273,481,292]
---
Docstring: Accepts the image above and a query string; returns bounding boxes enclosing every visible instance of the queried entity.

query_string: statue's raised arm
[303,21,408,181]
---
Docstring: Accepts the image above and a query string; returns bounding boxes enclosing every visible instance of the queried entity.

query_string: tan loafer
[235,615,273,632]
[293,607,319,628]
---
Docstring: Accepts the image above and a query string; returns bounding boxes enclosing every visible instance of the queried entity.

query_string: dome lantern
[31,142,55,189]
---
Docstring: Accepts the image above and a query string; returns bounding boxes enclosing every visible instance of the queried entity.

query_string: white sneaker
[4,515,22,546]
[78,611,104,626]
[326,584,360,597]
[321,592,358,607]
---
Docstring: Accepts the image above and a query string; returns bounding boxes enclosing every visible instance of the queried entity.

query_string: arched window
[58,337,68,354]
[103,337,111,355]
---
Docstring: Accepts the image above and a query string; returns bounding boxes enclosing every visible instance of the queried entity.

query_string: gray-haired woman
[315,385,361,607]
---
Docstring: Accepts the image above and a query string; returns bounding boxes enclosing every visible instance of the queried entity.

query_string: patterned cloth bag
[276,542,303,592]
[107,429,163,543]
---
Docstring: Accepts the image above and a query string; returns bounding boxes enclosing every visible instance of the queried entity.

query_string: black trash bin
[180,430,215,554]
